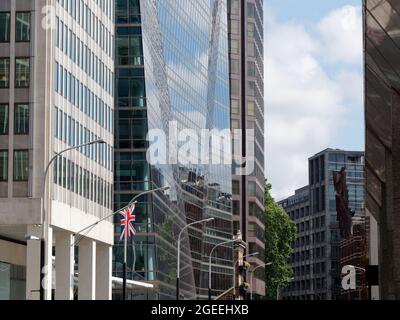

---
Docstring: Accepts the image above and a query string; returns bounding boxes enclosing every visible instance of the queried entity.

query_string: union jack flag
[119,203,137,240]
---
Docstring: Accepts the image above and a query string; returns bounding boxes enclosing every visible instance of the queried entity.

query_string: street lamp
[208,234,239,300]
[176,217,215,300]
[277,277,294,300]
[232,252,259,300]
[249,262,272,300]
[73,185,170,300]
[39,139,106,300]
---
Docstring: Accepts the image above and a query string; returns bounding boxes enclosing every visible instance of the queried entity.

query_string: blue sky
[264,1,364,199]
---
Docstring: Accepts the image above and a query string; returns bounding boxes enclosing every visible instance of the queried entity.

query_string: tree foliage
[264,180,297,299]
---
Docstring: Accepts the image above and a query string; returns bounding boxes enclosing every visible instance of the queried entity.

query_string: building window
[231,99,239,114]
[0,150,7,181]
[13,150,28,181]
[232,180,240,194]
[248,81,255,96]
[229,39,239,54]
[116,35,143,66]
[247,22,255,38]
[228,0,240,15]
[14,104,29,134]
[229,20,239,34]
[15,58,30,88]
[0,58,10,88]
[248,41,255,57]
[247,100,255,116]
[230,79,240,95]
[0,104,8,134]
[247,3,255,18]
[248,181,256,196]
[230,59,239,74]
[15,12,30,42]
[247,61,255,77]
[0,12,10,42]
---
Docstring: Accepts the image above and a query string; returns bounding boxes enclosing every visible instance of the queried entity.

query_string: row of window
[54,106,113,171]
[55,17,114,96]
[0,150,28,182]
[56,0,114,58]
[0,12,30,43]
[53,154,112,209]
[0,58,30,88]
[0,104,29,135]
[55,62,113,133]
[58,0,114,20]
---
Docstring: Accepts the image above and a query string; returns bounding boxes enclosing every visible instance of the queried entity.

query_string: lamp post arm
[74,185,170,238]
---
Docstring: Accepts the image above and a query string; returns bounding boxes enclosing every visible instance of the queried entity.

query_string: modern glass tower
[113,0,233,300]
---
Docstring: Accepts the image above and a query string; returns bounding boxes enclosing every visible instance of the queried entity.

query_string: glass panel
[14,104,29,135]
[0,58,10,88]
[15,12,30,41]
[15,58,30,88]
[0,12,10,42]
[0,104,8,134]
[13,150,29,181]
[0,150,8,181]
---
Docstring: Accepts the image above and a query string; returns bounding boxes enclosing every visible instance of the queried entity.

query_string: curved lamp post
[208,237,238,300]
[249,262,272,300]
[40,139,106,300]
[176,217,215,300]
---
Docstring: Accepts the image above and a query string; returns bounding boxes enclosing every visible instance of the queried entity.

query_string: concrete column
[78,238,96,300]
[55,230,74,300]
[26,225,41,300]
[96,243,112,300]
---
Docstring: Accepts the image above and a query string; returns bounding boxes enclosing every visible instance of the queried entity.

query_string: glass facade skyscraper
[114,0,233,300]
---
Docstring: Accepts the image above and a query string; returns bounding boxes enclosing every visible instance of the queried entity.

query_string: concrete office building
[364,0,400,299]
[113,0,233,299]
[280,149,364,300]
[228,0,265,298]
[0,0,114,300]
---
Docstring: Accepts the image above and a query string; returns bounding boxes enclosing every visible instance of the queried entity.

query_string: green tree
[264,180,296,300]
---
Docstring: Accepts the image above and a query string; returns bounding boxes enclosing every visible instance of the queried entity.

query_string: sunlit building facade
[0,0,115,300]
[113,0,233,300]
[227,0,265,298]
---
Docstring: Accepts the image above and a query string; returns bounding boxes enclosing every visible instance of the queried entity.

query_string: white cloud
[265,5,363,200]
[317,5,363,65]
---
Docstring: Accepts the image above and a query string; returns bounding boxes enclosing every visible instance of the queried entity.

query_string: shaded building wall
[364,0,400,299]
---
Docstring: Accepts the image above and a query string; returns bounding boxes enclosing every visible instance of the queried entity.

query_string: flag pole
[121,186,170,300]
[123,214,128,300]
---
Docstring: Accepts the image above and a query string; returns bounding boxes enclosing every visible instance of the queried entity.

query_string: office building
[113,0,233,299]
[0,0,114,300]
[364,0,400,299]
[280,149,364,300]
[228,0,265,298]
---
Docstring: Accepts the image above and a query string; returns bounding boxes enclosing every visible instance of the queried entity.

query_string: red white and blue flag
[119,203,137,240]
